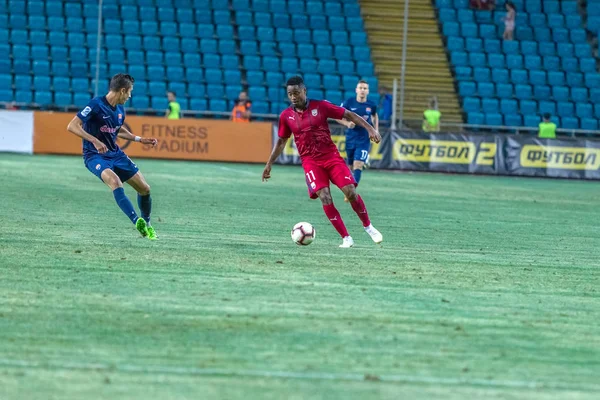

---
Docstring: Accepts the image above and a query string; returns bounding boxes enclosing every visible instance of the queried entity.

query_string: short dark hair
[110,73,135,91]
[286,76,305,87]
[358,80,369,85]
[543,113,551,119]
[168,91,176,96]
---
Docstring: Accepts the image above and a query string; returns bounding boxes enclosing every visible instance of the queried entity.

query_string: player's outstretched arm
[343,110,381,143]
[117,127,158,147]
[67,116,108,153]
[262,137,288,182]
[334,119,355,129]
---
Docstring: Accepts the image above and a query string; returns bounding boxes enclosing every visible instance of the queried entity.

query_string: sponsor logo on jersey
[366,107,371,113]
[311,109,318,116]
[81,106,92,117]
[100,125,121,133]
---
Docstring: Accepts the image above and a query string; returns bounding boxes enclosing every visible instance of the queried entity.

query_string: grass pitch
[0,153,599,400]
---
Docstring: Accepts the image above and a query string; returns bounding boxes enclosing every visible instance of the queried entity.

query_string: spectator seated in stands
[231,91,252,123]
[470,0,495,11]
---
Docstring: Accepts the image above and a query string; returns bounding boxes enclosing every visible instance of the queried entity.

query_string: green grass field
[1,153,599,400]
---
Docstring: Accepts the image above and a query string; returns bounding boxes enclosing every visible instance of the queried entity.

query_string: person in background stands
[231,91,252,123]
[538,113,557,139]
[422,97,442,132]
[378,86,393,123]
[165,91,181,119]
[503,2,516,41]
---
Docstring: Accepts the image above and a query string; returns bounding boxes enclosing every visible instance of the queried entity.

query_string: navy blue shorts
[84,152,139,182]
[346,145,371,165]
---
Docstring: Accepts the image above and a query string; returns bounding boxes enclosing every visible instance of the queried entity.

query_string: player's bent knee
[139,183,151,196]
[343,185,357,201]
[317,189,333,205]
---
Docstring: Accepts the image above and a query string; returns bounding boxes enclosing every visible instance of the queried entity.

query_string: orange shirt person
[231,91,252,123]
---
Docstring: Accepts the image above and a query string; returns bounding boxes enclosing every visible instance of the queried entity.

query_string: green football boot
[135,218,149,237]
[147,225,158,240]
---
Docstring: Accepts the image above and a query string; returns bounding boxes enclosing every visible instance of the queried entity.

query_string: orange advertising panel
[33,112,273,163]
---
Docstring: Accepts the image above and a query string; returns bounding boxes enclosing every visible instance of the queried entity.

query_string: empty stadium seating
[437,0,600,130]
[0,0,376,115]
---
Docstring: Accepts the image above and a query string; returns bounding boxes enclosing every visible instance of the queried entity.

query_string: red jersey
[278,100,346,160]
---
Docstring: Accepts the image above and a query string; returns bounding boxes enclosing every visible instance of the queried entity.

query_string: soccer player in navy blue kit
[67,73,159,239]
[337,80,378,201]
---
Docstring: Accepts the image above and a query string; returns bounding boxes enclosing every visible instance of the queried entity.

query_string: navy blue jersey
[340,98,377,147]
[77,96,126,159]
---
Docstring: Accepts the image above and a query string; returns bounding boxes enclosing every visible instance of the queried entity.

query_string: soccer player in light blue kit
[337,80,378,201]
[67,73,159,239]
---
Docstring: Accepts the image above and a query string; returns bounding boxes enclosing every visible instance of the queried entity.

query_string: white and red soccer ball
[291,222,316,246]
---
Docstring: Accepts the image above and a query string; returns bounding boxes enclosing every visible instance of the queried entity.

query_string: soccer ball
[291,222,316,246]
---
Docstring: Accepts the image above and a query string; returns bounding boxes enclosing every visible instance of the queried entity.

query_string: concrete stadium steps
[360,0,463,123]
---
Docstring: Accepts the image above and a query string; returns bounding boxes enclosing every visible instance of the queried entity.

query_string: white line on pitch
[0,359,598,392]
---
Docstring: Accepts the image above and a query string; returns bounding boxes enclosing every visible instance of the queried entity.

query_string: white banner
[0,110,34,154]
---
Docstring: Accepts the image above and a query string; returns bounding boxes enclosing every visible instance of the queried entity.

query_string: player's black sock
[353,168,362,185]
[113,187,138,224]
[137,194,152,224]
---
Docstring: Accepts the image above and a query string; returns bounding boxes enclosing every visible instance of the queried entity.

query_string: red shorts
[302,155,356,199]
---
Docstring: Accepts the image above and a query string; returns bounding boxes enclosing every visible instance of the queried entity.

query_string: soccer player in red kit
[262,76,383,248]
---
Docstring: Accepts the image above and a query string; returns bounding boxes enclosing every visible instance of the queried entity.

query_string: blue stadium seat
[561,117,579,130]
[552,86,569,102]
[209,99,228,112]
[205,68,223,84]
[562,58,579,73]
[534,27,551,42]
[246,70,264,86]
[467,112,484,125]
[465,38,482,53]
[224,70,241,85]
[485,113,503,126]
[272,13,290,28]
[259,41,277,56]
[497,83,513,98]
[524,114,541,128]
[478,82,494,97]
[539,100,556,115]
[557,101,574,117]
[506,55,523,69]
[520,100,537,115]
[520,41,537,56]
[505,114,523,127]
[443,22,459,37]
[455,66,471,80]
[461,22,478,38]
[350,32,367,46]
[451,52,468,66]
[539,42,555,57]
[525,55,541,70]
[585,73,600,88]
[317,60,335,75]
[266,71,283,87]
[557,43,574,58]
[500,99,518,114]
[481,98,498,114]
[492,68,509,83]
[15,90,33,104]
[473,67,490,82]
[548,71,565,86]
[218,39,237,54]
[463,97,480,113]
[576,103,593,119]
[511,69,528,85]
[201,39,219,54]
[552,28,569,43]
[543,56,560,71]
[55,92,73,106]
[458,81,476,97]
[567,72,583,87]
[529,13,545,28]
[571,87,588,103]
[530,70,547,86]
[281,57,298,72]
[570,29,586,43]
[502,40,519,55]
[534,85,551,100]
[323,74,340,90]
[566,15,582,29]
[581,118,598,131]
[479,24,495,38]
[488,54,505,69]
[515,84,532,100]
[262,56,280,73]
[447,37,464,52]
[190,98,207,111]
[483,39,500,54]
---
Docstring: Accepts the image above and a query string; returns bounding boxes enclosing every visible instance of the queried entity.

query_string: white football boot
[364,224,383,244]
[339,236,354,248]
